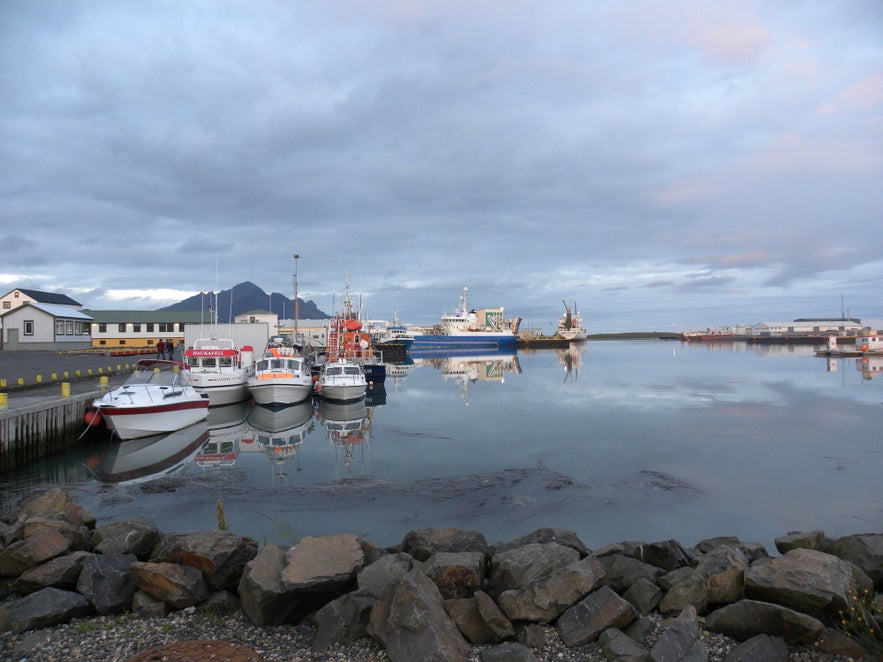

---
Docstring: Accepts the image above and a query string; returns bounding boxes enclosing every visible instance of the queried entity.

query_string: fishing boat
[184,338,253,406]
[90,359,210,441]
[315,357,368,402]
[410,287,521,351]
[247,342,313,405]
[556,301,588,342]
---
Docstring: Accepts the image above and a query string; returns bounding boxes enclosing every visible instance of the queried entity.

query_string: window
[98,323,107,333]
[146,323,154,332]
[119,339,126,345]
[99,340,106,346]
[118,323,126,332]
[66,321,74,335]
[14,292,20,298]
[178,323,185,332]
[56,320,65,335]
[23,320,34,335]
[133,323,141,332]
[2,301,9,309]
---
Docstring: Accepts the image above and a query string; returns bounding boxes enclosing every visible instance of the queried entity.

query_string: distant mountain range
[158,281,330,320]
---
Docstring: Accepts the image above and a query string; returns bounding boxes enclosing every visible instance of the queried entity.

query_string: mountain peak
[158,282,329,319]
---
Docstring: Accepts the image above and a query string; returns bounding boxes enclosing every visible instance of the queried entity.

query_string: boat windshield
[344,367,361,376]
[125,366,183,387]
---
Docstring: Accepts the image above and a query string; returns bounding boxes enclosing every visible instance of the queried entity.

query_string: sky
[1,1,882,333]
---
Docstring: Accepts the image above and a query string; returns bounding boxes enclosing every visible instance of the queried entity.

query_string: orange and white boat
[247,342,313,405]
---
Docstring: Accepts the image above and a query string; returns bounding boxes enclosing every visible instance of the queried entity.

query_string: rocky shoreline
[1,489,880,661]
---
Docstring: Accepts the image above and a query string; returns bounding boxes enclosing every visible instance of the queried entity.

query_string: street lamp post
[293,253,300,345]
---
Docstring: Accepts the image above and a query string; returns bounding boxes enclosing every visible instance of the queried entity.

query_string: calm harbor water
[2,340,881,552]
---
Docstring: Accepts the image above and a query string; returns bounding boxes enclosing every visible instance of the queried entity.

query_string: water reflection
[411,349,522,405]
[315,398,372,477]
[93,422,209,484]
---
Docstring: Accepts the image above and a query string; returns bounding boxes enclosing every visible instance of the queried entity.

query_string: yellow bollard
[36,375,43,383]
[98,368,103,374]
[17,378,24,387]
[64,371,69,378]
[61,382,71,398]
[87,369,93,376]
[75,370,81,377]
[0,393,7,410]
[99,375,109,392]
[51,372,58,381]
[0,378,5,388]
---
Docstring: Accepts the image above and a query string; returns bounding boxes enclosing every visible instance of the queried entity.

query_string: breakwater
[1,488,879,660]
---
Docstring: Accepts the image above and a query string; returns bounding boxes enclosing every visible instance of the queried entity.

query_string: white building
[747,318,865,337]
[0,288,91,351]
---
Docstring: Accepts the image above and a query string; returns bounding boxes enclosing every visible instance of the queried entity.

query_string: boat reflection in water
[412,348,522,405]
[92,422,210,484]
[557,342,588,382]
[315,398,372,477]
[248,400,315,485]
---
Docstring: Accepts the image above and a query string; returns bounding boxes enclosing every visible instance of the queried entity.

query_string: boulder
[131,589,167,618]
[199,590,241,616]
[823,532,883,589]
[76,553,138,614]
[150,530,259,591]
[129,560,209,609]
[497,527,589,557]
[704,599,824,644]
[445,591,514,644]
[0,529,71,577]
[557,585,637,646]
[421,551,485,599]
[744,548,873,622]
[693,545,749,606]
[622,577,663,615]
[774,530,825,554]
[22,517,90,551]
[91,517,160,559]
[401,528,489,562]
[599,554,664,594]
[369,568,471,662]
[487,542,579,598]
[597,627,651,661]
[658,567,707,615]
[814,627,870,659]
[238,544,300,626]
[497,555,605,623]
[312,591,376,652]
[0,587,93,633]
[12,550,91,594]
[479,642,537,661]
[357,552,414,599]
[649,606,706,661]
[634,539,694,572]
[15,488,96,529]
[723,633,788,662]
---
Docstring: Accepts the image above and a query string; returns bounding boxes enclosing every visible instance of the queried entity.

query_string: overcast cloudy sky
[2,1,881,332]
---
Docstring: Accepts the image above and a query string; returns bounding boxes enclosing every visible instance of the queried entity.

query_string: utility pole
[293,253,300,344]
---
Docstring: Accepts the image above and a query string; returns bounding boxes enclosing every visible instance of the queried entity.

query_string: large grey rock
[129,560,209,608]
[599,554,664,594]
[597,627,651,661]
[21,517,90,551]
[357,552,414,599]
[744,548,873,621]
[446,592,515,645]
[487,542,579,598]
[131,589,167,618]
[312,591,376,652]
[498,527,589,557]
[723,633,788,662]
[369,568,471,662]
[0,529,71,578]
[0,587,93,633]
[422,551,485,599]
[704,599,825,644]
[557,585,637,646]
[150,530,259,590]
[15,488,96,529]
[774,530,825,554]
[238,544,300,626]
[76,553,137,614]
[649,607,707,662]
[823,532,883,589]
[623,577,663,615]
[281,533,364,591]
[658,567,707,615]
[91,517,160,559]
[401,528,489,562]
[635,539,694,572]
[694,545,749,606]
[497,555,605,623]
[479,642,537,661]
[12,550,91,594]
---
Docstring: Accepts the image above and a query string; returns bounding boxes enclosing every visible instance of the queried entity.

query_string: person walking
[167,341,176,360]
[156,340,166,359]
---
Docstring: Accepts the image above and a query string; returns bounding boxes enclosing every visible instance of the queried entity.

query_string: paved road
[0,350,180,406]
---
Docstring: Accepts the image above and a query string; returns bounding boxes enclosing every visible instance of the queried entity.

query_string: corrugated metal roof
[83,310,208,323]
[21,302,93,319]
[12,288,82,306]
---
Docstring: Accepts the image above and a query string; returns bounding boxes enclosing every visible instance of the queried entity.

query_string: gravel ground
[0,607,859,662]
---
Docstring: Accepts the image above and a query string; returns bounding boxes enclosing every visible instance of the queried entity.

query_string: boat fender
[84,410,102,426]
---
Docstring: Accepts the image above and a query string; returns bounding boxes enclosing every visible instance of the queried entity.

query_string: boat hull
[190,380,250,406]
[315,384,367,402]
[247,380,313,405]
[410,333,517,350]
[99,400,210,441]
